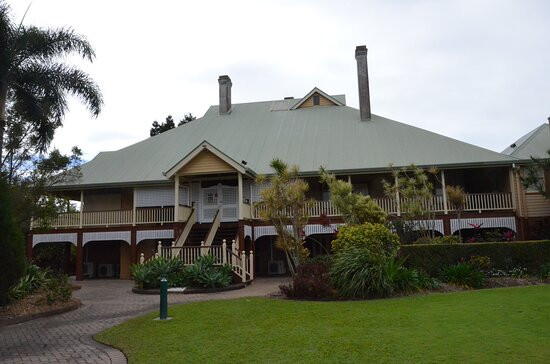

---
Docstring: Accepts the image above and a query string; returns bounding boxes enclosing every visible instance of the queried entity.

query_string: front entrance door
[200,183,238,223]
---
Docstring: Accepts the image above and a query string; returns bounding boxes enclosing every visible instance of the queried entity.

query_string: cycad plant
[0,1,102,162]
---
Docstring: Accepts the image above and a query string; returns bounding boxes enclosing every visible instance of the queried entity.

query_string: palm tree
[0,2,102,163]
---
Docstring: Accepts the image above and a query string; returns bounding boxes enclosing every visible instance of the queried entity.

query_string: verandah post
[157,241,162,258]
[441,170,448,214]
[249,250,254,280]
[394,175,401,217]
[174,175,180,222]
[200,241,205,256]
[231,240,236,267]
[241,251,246,282]
[222,239,227,264]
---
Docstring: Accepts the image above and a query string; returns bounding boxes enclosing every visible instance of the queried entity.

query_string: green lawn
[96,285,550,363]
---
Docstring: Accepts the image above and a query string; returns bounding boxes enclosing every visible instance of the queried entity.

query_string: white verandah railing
[252,192,514,218]
[31,206,186,229]
[141,239,254,283]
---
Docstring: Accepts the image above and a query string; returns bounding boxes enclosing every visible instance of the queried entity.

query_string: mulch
[0,289,81,327]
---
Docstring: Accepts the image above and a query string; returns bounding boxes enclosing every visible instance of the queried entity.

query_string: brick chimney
[355,45,371,121]
[218,75,232,115]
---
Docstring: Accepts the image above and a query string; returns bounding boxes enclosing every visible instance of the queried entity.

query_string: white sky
[9,0,550,161]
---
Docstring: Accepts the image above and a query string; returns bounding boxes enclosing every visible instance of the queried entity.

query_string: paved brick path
[0,278,285,363]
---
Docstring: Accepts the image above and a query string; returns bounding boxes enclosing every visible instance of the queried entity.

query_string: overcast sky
[9,0,550,161]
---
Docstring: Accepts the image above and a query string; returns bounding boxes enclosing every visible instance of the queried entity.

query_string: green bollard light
[159,276,168,320]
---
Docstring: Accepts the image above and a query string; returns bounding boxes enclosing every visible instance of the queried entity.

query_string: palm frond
[14,26,95,64]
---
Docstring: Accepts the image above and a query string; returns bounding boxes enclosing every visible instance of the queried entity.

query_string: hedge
[399,241,550,276]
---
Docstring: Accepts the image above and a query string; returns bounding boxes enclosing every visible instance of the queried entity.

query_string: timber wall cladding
[180,150,234,174]
[297,93,337,108]
[525,193,550,217]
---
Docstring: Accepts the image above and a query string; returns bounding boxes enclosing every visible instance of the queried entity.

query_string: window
[313,94,320,106]
[205,191,217,204]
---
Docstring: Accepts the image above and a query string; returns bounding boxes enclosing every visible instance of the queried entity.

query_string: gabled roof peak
[290,87,345,110]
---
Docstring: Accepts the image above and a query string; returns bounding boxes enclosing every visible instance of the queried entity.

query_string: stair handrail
[225,238,254,282]
[176,207,196,246]
[203,208,222,248]
[168,207,196,258]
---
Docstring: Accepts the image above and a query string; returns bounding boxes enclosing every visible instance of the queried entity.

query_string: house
[28,45,531,280]
[503,121,550,239]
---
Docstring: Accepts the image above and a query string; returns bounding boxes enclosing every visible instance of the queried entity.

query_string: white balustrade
[252,193,513,218]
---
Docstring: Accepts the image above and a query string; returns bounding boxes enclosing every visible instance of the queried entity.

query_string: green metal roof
[58,95,518,189]
[502,123,550,159]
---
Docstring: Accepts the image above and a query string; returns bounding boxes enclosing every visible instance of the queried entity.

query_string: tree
[0,2,103,163]
[446,185,465,241]
[517,150,550,200]
[150,113,196,137]
[384,165,440,240]
[9,146,83,233]
[319,167,386,225]
[0,177,25,306]
[255,159,311,276]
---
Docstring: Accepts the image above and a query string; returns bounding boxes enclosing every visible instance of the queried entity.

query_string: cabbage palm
[0,2,102,163]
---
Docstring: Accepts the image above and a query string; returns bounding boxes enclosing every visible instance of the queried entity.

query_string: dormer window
[313,94,320,106]
[290,87,345,109]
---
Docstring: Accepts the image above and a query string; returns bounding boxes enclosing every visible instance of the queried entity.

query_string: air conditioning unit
[97,264,114,278]
[83,262,94,278]
[268,260,286,275]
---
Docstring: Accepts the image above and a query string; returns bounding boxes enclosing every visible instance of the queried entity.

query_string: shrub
[43,275,72,304]
[413,235,461,245]
[385,258,440,292]
[332,223,400,258]
[466,255,492,272]
[130,257,183,289]
[539,262,550,279]
[440,263,484,288]
[330,248,394,298]
[180,255,232,289]
[280,258,333,299]
[399,241,550,276]
[0,179,26,306]
[390,219,421,244]
[8,264,49,301]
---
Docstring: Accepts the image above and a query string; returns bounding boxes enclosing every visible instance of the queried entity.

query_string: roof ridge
[509,123,548,157]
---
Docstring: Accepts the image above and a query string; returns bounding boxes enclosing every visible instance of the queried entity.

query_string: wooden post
[130,230,137,264]
[237,172,244,220]
[76,233,83,281]
[140,253,145,264]
[222,239,227,264]
[249,250,254,280]
[171,241,175,258]
[231,240,236,267]
[200,241,205,256]
[394,175,401,217]
[79,190,84,228]
[132,187,137,226]
[174,175,180,222]
[509,167,517,211]
[241,251,246,282]
[441,170,448,215]
[157,241,162,258]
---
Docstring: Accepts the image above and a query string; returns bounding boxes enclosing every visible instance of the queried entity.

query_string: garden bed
[0,290,80,326]
[132,283,246,295]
